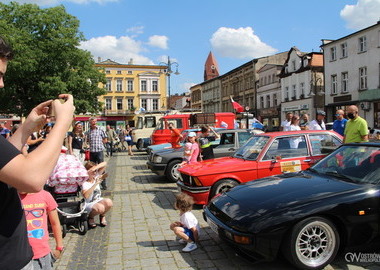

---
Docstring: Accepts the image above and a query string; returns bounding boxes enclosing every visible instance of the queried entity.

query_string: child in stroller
[47,147,89,237]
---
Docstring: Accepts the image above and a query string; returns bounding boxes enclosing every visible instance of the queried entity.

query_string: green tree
[0,2,106,116]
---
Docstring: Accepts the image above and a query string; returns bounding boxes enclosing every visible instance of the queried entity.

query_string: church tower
[204,51,219,81]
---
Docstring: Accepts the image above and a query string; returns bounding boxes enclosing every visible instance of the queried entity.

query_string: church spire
[204,51,219,81]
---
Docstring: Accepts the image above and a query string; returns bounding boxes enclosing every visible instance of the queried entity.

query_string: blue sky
[4,0,380,94]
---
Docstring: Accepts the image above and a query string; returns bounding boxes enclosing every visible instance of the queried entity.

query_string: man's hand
[22,100,53,135]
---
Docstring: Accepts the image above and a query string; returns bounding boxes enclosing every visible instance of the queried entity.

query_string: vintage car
[145,128,225,155]
[203,143,380,269]
[177,130,342,204]
[147,129,259,183]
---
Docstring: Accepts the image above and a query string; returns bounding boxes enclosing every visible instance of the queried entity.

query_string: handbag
[125,135,132,141]
[84,150,90,161]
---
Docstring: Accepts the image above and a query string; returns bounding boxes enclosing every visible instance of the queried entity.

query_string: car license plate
[207,217,218,234]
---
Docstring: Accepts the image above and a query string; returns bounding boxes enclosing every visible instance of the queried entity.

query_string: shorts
[183,227,195,241]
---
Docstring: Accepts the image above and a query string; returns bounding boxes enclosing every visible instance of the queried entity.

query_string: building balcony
[104,109,134,116]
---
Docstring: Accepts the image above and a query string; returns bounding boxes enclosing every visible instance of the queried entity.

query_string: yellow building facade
[94,59,168,126]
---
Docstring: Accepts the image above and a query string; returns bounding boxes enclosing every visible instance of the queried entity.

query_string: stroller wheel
[78,219,88,235]
[62,224,67,238]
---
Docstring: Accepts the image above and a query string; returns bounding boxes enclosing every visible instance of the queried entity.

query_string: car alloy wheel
[283,216,339,270]
[210,179,238,199]
[166,160,181,183]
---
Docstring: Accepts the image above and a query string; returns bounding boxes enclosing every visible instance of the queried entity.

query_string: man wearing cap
[344,105,368,143]
[308,111,326,130]
[332,109,347,136]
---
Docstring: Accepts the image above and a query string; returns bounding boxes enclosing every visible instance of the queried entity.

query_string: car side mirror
[272,156,281,163]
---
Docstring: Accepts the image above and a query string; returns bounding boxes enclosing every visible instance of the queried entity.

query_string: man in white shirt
[308,110,326,130]
[280,112,293,131]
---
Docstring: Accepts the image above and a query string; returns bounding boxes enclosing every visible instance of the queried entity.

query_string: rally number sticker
[280,160,301,173]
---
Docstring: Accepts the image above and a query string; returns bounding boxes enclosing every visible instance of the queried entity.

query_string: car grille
[208,202,232,224]
[180,173,191,185]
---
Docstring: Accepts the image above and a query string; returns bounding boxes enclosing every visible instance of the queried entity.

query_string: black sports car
[204,143,380,270]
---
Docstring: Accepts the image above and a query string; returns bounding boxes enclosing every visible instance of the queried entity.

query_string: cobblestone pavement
[51,151,380,270]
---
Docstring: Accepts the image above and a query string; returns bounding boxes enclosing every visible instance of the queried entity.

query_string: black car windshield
[234,135,269,160]
[312,145,380,184]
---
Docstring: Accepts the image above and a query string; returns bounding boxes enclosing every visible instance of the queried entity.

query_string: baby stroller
[47,151,89,237]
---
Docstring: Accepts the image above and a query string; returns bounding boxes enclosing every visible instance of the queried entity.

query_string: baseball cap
[317,110,326,116]
[188,132,197,137]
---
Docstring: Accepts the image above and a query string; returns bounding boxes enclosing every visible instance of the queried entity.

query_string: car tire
[282,216,340,270]
[210,179,239,200]
[166,160,181,183]
[136,139,144,150]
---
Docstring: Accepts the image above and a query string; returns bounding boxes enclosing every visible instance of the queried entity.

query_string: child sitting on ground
[170,192,200,252]
[19,190,64,270]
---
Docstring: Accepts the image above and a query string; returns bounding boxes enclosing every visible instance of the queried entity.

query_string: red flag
[230,96,244,113]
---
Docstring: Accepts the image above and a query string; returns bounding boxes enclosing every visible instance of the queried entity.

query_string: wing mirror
[271,155,282,163]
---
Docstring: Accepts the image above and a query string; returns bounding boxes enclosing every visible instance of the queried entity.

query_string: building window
[127,80,133,92]
[152,99,158,110]
[358,36,367,52]
[117,70,122,75]
[331,75,337,94]
[292,85,296,99]
[105,98,112,110]
[285,86,289,100]
[106,79,111,92]
[116,79,123,92]
[273,93,278,106]
[127,98,134,110]
[128,71,132,74]
[330,47,337,61]
[260,96,264,108]
[266,95,270,108]
[341,72,348,93]
[359,67,367,90]
[292,60,296,71]
[105,70,110,74]
[116,98,123,110]
[341,42,347,58]
[141,99,147,110]
[152,80,158,92]
[141,80,147,92]
[300,82,305,96]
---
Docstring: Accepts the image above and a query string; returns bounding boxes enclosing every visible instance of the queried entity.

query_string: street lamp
[159,56,180,110]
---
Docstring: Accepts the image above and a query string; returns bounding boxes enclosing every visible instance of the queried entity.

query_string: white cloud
[147,35,168,49]
[210,27,277,59]
[126,26,144,35]
[340,0,380,29]
[181,82,196,92]
[80,35,154,65]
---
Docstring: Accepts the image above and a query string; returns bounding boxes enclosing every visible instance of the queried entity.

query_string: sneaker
[182,242,197,252]
[178,239,187,244]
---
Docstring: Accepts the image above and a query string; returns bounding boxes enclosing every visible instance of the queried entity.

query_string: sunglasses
[26,218,43,229]
[24,208,45,218]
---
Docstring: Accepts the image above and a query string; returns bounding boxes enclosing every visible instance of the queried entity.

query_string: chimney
[128,58,134,65]
[98,57,101,63]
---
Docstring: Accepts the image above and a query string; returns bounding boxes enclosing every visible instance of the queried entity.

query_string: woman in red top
[168,122,182,148]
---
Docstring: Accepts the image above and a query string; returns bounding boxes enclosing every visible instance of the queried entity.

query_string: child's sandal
[88,217,97,228]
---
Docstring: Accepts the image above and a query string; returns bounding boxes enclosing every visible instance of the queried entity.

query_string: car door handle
[228,148,235,151]
[303,159,311,162]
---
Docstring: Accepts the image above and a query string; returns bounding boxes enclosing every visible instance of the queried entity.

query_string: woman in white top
[289,115,301,131]
[82,161,113,228]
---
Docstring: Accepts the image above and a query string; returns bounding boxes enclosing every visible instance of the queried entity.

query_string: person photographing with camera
[168,122,182,149]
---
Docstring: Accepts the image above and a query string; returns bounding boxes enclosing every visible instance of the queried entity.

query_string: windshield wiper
[234,153,245,159]
[324,171,349,179]
[307,168,319,174]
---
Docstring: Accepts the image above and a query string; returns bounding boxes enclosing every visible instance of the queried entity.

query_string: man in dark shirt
[199,126,220,160]
[0,36,75,270]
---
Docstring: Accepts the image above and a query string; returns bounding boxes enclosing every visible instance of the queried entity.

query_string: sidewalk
[52,151,379,270]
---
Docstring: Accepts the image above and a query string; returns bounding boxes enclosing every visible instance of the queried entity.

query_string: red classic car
[177,130,343,205]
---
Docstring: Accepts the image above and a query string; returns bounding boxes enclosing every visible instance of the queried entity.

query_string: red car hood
[179,157,251,177]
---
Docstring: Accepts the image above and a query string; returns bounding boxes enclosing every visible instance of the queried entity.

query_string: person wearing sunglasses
[19,190,64,270]
[332,109,347,136]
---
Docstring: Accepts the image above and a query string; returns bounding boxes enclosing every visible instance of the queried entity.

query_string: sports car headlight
[153,156,163,163]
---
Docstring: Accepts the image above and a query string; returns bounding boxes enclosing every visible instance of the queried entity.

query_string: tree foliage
[0,2,106,116]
